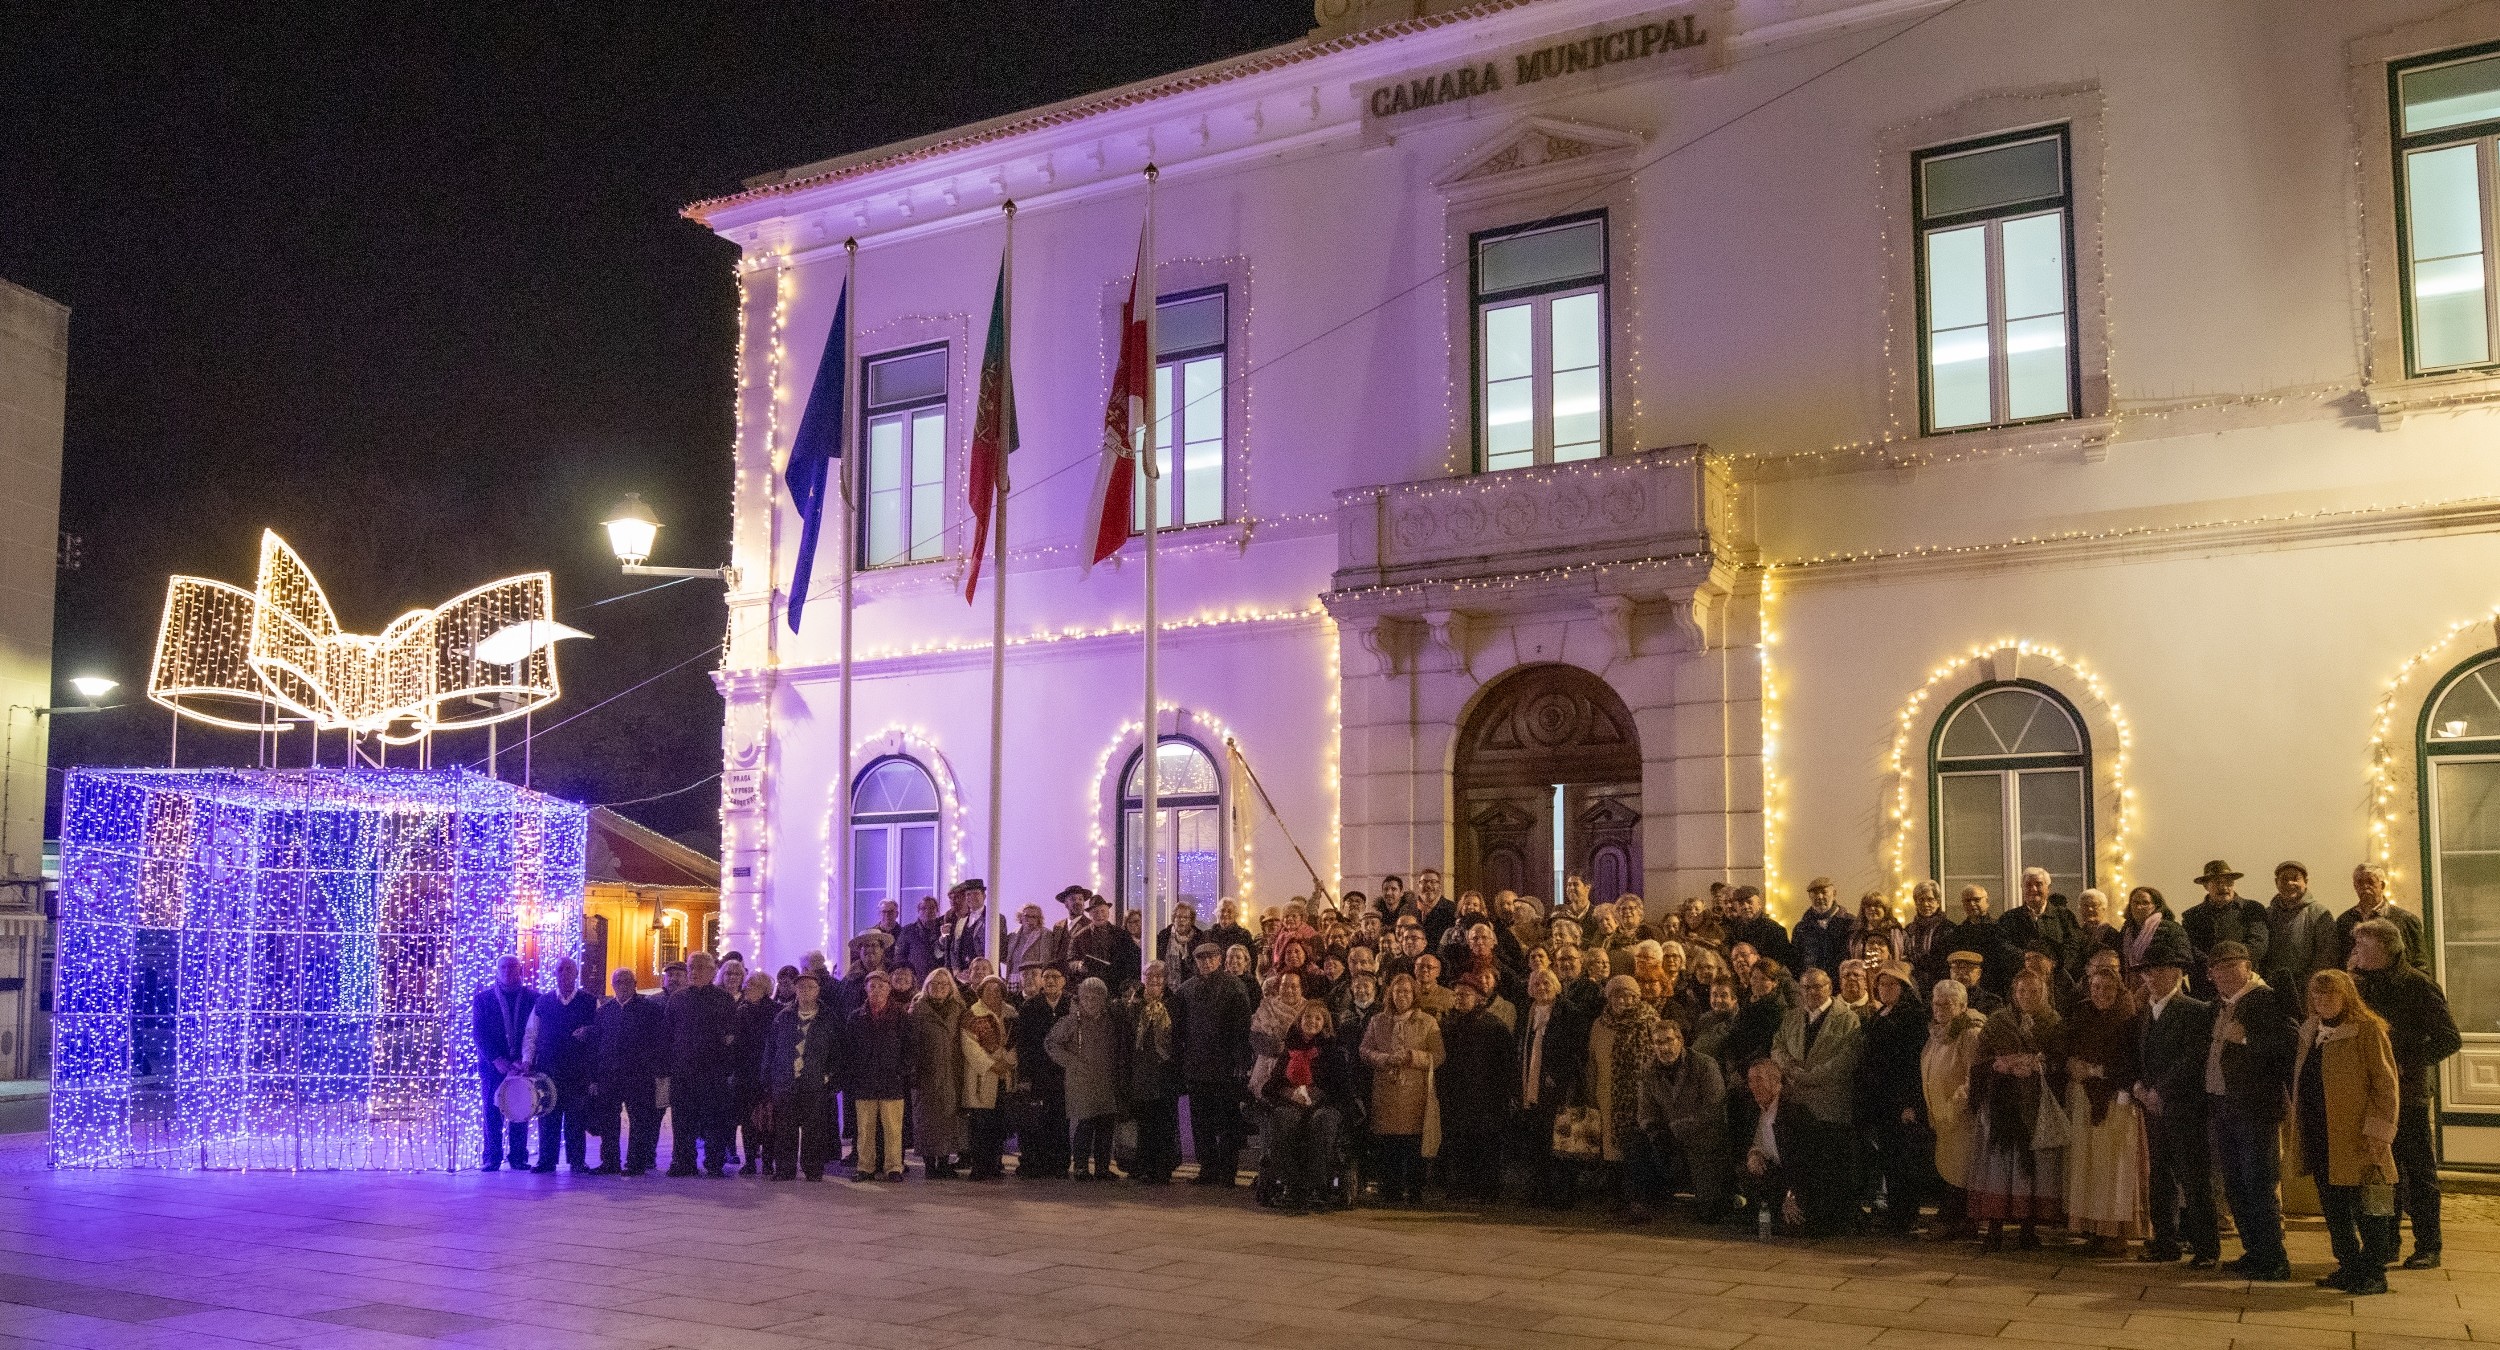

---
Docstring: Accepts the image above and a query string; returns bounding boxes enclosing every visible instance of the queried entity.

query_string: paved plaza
[0,1134,2495,1350]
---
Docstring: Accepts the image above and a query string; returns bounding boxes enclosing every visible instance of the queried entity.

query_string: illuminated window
[1118,738,1222,924]
[655,908,687,972]
[2423,654,2500,1049]
[1473,215,1607,472]
[1133,289,1227,531]
[1931,683,2091,905]
[852,756,939,939]
[859,346,948,568]
[1915,129,2076,432]
[2394,46,2500,374]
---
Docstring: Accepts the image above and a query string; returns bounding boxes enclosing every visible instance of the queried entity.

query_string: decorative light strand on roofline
[1767,496,2500,572]
[852,603,1329,663]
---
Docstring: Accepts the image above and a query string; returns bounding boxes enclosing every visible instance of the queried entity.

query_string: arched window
[2422,653,2500,1065]
[1930,681,2092,905]
[851,757,939,938]
[1117,737,1223,924]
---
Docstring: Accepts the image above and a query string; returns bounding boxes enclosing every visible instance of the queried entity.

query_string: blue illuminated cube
[49,769,586,1170]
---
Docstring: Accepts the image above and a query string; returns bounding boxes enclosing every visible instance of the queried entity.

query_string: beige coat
[2290,1015,2400,1188]
[1362,1008,1444,1138]
[1921,1009,1987,1190]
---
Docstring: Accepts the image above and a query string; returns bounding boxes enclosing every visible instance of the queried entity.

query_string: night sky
[2,2,1310,846]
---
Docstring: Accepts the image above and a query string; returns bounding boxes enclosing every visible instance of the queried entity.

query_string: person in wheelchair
[1256,1001,1362,1214]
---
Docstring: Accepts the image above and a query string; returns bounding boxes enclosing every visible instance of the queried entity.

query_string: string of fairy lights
[51,769,586,1171]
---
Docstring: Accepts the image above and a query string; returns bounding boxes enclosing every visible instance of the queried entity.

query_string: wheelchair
[1248,1100,1360,1210]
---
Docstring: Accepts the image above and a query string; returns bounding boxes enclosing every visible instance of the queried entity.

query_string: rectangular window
[1914,130,2076,432]
[859,346,947,568]
[1473,215,1607,472]
[1133,288,1226,532]
[2395,46,2500,374]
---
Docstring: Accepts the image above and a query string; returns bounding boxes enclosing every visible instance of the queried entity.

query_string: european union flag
[784,278,847,633]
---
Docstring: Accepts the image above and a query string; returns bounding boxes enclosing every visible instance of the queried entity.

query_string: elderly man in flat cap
[1176,939,1252,1185]
[2201,939,2298,1281]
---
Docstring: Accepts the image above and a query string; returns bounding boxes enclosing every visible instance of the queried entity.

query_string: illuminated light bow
[148,531,582,744]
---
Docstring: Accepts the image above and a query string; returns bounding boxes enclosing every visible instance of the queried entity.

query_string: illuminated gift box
[49,768,585,1170]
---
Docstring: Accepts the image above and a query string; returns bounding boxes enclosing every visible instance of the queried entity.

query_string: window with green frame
[2393,43,2500,374]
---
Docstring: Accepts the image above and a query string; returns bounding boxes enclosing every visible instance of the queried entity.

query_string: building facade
[0,279,66,1081]
[690,0,2500,1162]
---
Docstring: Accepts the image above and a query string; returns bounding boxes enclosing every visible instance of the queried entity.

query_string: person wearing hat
[938,879,989,974]
[2131,929,2217,1265]
[1176,939,1253,1185]
[2181,861,2270,1000]
[765,971,840,1180]
[1855,959,1930,1232]
[1945,950,2004,1016]
[1069,894,1139,991]
[2202,939,2299,1280]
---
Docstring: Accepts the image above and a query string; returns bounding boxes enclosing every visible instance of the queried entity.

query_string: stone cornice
[1769,495,2500,589]
[763,609,1334,684]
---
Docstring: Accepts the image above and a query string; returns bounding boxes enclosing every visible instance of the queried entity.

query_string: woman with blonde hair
[2293,967,2403,1294]
[960,975,1014,1180]
[906,968,970,1178]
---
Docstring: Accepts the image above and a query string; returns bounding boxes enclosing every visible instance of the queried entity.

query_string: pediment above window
[1436,117,1646,201]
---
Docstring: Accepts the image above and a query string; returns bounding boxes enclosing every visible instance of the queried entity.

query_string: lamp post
[604,494,735,582]
[5,676,119,880]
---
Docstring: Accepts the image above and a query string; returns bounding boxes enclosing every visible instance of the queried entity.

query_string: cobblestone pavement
[0,1151,2493,1350]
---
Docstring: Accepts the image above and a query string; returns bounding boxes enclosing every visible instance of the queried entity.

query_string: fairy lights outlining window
[147,531,578,745]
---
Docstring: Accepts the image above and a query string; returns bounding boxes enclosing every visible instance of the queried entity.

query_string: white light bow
[148,531,575,744]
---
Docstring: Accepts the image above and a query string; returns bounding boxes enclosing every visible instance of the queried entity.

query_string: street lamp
[4,674,124,879]
[604,494,732,582]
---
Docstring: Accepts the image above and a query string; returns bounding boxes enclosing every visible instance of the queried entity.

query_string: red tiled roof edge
[681,0,1550,224]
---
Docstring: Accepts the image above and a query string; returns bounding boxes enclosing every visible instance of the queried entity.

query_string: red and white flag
[1082,221,1152,571]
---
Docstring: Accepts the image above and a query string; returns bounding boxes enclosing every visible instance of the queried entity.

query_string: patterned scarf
[1605,1004,1657,1131]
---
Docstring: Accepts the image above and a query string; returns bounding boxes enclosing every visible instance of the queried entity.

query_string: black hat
[2205,940,2253,966]
[1057,884,1091,902]
[949,878,987,897]
[2139,927,2194,970]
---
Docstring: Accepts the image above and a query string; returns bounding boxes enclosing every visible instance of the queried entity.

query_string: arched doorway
[1455,664,1643,905]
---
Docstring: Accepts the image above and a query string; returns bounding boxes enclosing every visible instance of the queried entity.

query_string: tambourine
[495,1072,557,1124]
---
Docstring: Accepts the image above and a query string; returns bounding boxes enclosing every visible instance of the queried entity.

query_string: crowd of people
[472,860,2461,1294]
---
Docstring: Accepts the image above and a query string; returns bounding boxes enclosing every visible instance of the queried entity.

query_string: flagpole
[985,201,1015,963]
[836,238,859,959]
[1140,165,1160,967]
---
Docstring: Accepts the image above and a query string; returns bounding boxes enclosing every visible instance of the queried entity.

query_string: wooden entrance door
[1454,664,1644,905]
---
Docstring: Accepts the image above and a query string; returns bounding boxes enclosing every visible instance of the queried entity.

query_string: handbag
[2361,1164,2398,1218]
[2031,1082,2071,1152]
[1551,1104,1605,1161]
